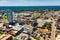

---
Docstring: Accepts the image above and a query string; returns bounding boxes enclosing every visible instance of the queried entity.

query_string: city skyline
[0,0,60,6]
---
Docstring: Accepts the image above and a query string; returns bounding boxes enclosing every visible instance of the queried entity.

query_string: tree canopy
[42,22,51,30]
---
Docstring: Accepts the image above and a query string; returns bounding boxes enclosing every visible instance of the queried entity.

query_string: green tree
[42,23,51,30]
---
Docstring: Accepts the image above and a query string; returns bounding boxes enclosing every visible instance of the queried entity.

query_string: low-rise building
[23,23,33,35]
[56,34,60,40]
[40,29,51,34]
[9,23,24,36]
[57,15,60,32]
[13,11,33,21]
[0,34,13,40]
[15,33,29,40]
[0,22,4,27]
[37,19,45,27]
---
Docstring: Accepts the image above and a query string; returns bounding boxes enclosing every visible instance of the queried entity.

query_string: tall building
[57,15,60,32]
[6,10,13,23]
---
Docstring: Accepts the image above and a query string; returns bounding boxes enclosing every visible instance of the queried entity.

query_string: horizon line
[0,5,60,6]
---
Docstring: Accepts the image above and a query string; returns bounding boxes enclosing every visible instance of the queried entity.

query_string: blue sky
[0,0,60,6]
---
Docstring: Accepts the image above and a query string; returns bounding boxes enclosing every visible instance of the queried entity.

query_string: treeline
[0,7,60,13]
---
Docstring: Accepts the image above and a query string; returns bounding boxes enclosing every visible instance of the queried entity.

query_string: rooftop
[0,34,12,40]
[40,29,51,34]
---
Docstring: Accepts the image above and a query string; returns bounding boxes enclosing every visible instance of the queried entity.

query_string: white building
[0,22,4,27]
[56,35,60,40]
[37,19,45,27]
[11,23,24,34]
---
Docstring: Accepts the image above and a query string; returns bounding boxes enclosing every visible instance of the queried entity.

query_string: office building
[6,10,13,23]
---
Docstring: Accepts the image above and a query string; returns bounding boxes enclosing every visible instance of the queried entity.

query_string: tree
[42,22,51,30]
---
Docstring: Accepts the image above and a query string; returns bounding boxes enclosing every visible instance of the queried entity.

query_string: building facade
[6,10,13,23]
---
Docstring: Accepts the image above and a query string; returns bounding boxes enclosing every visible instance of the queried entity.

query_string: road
[51,18,56,40]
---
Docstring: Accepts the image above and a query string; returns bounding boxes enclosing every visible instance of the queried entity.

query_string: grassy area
[32,36,40,40]
[13,38,18,40]
[0,31,4,35]
[39,14,43,18]
[39,11,47,19]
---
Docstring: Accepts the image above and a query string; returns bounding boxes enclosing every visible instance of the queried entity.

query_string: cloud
[0,0,10,6]
[0,0,22,6]
[0,0,60,6]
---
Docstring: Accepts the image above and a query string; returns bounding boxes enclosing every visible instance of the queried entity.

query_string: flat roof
[0,34,12,40]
